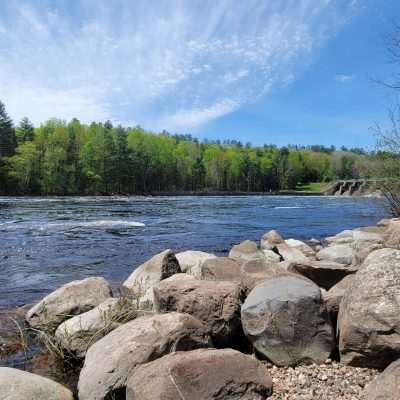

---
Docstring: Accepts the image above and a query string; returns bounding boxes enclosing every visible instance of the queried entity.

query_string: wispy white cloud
[335,74,355,83]
[0,0,362,131]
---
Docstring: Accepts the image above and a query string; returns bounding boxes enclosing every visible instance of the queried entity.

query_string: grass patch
[296,182,332,193]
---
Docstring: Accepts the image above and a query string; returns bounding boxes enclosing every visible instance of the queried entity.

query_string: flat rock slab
[78,312,211,400]
[0,367,74,400]
[126,348,273,400]
[288,260,355,290]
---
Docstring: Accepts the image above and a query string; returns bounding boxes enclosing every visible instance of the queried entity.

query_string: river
[0,195,387,309]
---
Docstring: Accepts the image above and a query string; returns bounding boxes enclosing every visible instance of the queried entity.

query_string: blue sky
[0,0,399,148]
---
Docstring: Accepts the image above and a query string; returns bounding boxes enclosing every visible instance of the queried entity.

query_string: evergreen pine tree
[0,101,16,157]
[16,117,35,144]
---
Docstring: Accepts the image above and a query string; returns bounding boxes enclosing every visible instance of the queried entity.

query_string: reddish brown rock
[78,312,211,400]
[154,274,243,346]
[126,349,273,400]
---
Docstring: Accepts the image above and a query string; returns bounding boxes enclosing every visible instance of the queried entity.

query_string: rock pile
[1,218,400,399]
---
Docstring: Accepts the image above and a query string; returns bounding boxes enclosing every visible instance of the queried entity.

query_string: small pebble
[266,361,378,400]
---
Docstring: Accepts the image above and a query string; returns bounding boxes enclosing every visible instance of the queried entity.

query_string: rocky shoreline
[1,218,399,399]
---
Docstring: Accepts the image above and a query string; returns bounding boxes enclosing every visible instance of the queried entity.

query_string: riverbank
[1,216,398,399]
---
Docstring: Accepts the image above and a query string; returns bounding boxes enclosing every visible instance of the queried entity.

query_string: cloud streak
[0,0,362,131]
[335,74,355,83]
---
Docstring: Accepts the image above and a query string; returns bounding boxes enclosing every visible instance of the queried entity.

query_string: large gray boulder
[123,249,181,293]
[288,260,355,290]
[316,244,353,265]
[126,348,273,400]
[229,240,264,261]
[200,257,242,282]
[154,274,243,346]
[175,250,216,277]
[0,367,73,400]
[78,312,211,400]
[338,248,400,368]
[241,275,335,366]
[26,277,112,332]
[363,358,400,400]
[55,297,138,358]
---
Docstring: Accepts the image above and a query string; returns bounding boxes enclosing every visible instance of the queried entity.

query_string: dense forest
[0,100,376,195]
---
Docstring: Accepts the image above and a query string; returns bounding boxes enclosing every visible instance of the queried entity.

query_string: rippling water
[0,195,387,309]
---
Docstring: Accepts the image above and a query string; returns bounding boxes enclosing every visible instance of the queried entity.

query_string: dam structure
[324,179,383,196]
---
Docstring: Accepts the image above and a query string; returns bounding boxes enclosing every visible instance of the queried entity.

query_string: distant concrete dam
[324,179,383,196]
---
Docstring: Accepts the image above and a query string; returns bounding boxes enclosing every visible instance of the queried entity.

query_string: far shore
[1,190,325,197]
[0,189,385,198]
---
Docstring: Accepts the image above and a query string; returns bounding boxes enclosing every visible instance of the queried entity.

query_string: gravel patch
[265,359,379,400]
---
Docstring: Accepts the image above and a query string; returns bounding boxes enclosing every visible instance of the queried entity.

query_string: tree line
[0,100,376,195]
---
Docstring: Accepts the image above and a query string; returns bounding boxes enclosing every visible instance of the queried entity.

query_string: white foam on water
[0,220,146,231]
[273,206,304,209]
[51,220,146,228]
